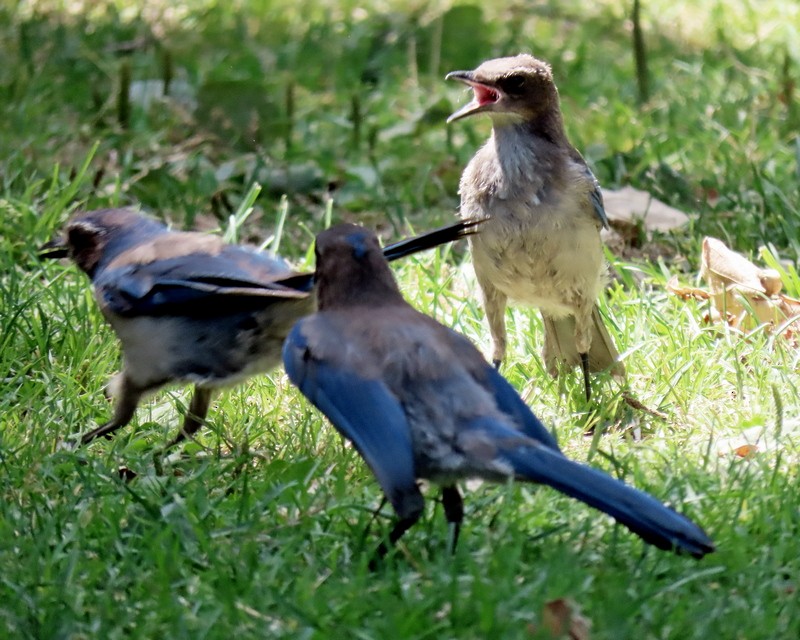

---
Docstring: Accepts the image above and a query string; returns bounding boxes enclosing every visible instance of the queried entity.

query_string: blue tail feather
[502,443,714,557]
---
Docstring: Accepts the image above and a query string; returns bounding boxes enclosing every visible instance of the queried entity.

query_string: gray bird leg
[359,496,389,545]
[441,485,464,554]
[164,386,213,451]
[575,305,594,401]
[369,515,421,571]
[475,271,508,368]
[80,375,142,444]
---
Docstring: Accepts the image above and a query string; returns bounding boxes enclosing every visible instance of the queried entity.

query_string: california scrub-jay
[282,223,714,566]
[447,54,624,400]
[41,208,479,450]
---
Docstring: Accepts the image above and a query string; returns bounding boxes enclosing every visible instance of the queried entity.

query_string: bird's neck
[316,265,407,311]
[492,107,567,149]
[489,112,569,180]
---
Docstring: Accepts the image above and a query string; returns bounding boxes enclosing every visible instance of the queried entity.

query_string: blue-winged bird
[283,223,714,566]
[42,208,479,449]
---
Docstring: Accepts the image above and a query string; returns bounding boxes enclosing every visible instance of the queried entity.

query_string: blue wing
[443,329,561,452]
[95,248,313,317]
[589,182,609,229]
[571,153,608,229]
[581,164,609,229]
[282,321,419,513]
[480,364,562,452]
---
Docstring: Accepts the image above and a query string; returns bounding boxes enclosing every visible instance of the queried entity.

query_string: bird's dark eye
[501,75,527,94]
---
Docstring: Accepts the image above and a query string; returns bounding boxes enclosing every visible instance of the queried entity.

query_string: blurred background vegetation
[2,4,800,638]
[2,0,798,257]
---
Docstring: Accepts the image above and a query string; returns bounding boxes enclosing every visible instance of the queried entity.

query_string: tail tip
[664,532,715,559]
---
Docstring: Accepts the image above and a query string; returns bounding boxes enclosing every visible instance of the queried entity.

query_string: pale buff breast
[461,157,606,317]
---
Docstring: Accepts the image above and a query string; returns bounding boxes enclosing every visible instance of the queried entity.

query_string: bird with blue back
[41,208,479,451]
[283,223,714,567]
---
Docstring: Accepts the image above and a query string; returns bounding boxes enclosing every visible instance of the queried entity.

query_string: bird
[446,54,624,400]
[282,223,714,567]
[41,207,480,450]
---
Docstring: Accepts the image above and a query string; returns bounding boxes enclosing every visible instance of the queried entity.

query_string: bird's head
[313,223,403,310]
[40,208,166,278]
[446,54,559,125]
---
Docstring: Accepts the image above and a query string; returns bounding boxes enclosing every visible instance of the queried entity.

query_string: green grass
[1,1,799,638]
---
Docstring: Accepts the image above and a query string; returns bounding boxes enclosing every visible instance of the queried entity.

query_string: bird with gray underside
[283,223,714,567]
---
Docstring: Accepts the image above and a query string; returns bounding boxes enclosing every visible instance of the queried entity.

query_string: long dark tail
[503,443,714,557]
[382,218,484,262]
[276,219,485,293]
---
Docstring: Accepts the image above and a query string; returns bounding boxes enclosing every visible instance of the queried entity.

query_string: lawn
[1,1,798,638]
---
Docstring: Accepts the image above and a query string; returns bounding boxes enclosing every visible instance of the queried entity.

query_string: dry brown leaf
[666,275,710,301]
[668,237,800,340]
[602,186,689,233]
[701,237,797,330]
[701,237,782,295]
[733,444,759,457]
[713,426,765,458]
[529,598,591,639]
[777,294,800,318]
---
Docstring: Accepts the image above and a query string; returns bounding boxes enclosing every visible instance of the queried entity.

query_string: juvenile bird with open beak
[447,54,623,400]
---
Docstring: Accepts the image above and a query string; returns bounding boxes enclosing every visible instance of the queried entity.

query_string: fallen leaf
[602,186,689,233]
[529,598,591,639]
[776,294,800,318]
[701,237,782,296]
[733,444,759,457]
[668,237,800,341]
[713,425,765,458]
[666,275,710,301]
[701,237,798,330]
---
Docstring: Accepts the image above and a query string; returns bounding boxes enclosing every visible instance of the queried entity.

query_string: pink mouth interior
[471,83,500,106]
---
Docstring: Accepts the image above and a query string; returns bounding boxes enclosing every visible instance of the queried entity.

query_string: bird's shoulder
[294,304,486,378]
[105,232,226,269]
[564,147,608,228]
[103,229,299,286]
[92,230,308,317]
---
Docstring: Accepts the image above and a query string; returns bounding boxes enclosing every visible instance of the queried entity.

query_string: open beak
[39,237,69,260]
[446,70,503,123]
